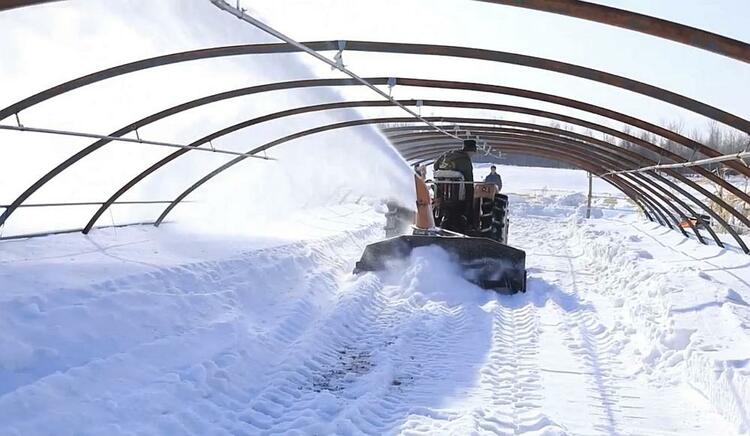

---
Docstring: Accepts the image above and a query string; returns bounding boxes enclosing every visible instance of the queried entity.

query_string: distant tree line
[378,122,749,173]
[615,121,749,174]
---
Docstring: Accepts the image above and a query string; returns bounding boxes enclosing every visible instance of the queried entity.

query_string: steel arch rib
[82,92,750,232]
[153,114,749,254]
[415,144,665,225]
[391,131,716,245]
[391,131,710,244]
[404,140,670,228]
[4,70,749,228]
[404,140,698,236]
[0,0,59,11]
[394,132,704,242]
[153,114,747,251]
[4,0,747,62]
[385,123,743,248]
[2,41,749,142]
[91,97,749,237]
[406,141,675,229]
[382,117,750,231]
[476,0,750,64]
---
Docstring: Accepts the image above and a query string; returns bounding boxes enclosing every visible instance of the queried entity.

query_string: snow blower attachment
[355,155,527,293]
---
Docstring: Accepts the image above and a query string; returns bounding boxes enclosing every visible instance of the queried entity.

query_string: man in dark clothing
[484,165,503,191]
[433,139,477,232]
[434,149,475,184]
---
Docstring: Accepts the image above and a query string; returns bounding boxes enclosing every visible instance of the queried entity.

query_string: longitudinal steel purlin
[476,0,750,64]
[388,129,721,246]
[152,115,749,255]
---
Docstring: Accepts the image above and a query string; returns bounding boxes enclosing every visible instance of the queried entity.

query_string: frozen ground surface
[1,180,749,435]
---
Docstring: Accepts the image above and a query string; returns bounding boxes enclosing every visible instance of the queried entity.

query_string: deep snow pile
[1,181,749,434]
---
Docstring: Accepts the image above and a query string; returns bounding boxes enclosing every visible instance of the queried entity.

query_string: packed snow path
[0,203,747,435]
[224,216,732,435]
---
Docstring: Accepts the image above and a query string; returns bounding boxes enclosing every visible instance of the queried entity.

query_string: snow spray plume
[0,1,414,237]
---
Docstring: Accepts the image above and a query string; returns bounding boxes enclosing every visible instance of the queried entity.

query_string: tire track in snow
[350,292,476,434]
[520,215,734,435]
[229,270,492,435]
[528,221,636,435]
[470,299,559,434]
[0,224,386,434]
[231,275,389,433]
[515,215,637,434]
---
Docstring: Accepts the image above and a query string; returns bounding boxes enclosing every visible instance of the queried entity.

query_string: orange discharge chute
[414,174,435,230]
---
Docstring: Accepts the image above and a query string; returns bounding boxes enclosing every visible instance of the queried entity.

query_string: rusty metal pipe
[476,0,750,63]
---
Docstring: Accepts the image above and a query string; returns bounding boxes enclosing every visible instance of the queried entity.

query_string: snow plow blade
[354,235,526,293]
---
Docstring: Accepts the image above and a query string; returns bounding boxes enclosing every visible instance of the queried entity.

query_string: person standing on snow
[484,165,503,191]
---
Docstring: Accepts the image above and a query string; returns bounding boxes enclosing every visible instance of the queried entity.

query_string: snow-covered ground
[2,169,749,435]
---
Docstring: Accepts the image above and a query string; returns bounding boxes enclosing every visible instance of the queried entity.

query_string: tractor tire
[491,194,510,244]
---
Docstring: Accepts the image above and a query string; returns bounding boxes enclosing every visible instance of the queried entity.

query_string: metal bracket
[14,113,22,129]
[387,77,397,97]
[332,40,346,71]
[688,145,698,162]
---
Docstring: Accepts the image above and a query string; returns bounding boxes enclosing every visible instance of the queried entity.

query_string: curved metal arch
[152,114,749,252]
[152,114,749,254]
[2,40,748,137]
[406,140,678,231]
[389,124,748,231]
[390,126,737,249]
[404,140,674,229]
[477,0,750,64]
[5,1,745,62]
[405,140,715,241]
[394,132,706,242]
[393,131,705,241]
[0,0,59,11]
[382,118,750,230]
[392,131,718,245]
[83,98,750,235]
[8,75,746,233]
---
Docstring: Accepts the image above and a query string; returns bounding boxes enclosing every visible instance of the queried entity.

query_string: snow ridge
[567,216,750,434]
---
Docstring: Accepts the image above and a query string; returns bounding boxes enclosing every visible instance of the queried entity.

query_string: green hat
[462,139,477,152]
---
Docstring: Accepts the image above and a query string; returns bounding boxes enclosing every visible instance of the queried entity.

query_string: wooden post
[586,171,593,219]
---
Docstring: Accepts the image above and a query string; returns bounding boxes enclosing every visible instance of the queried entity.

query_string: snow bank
[0,204,387,434]
[566,215,750,433]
